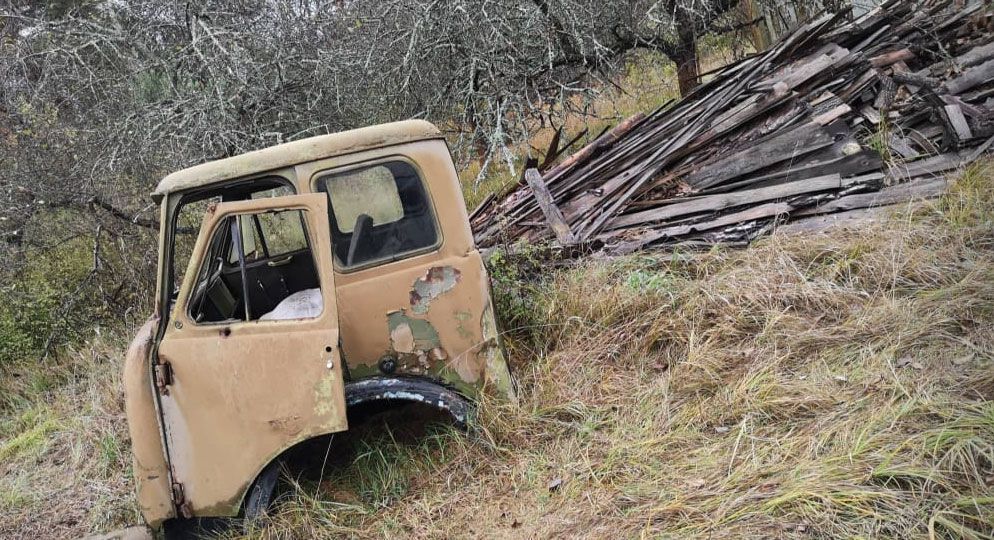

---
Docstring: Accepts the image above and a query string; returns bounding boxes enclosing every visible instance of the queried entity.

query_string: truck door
[155,194,347,516]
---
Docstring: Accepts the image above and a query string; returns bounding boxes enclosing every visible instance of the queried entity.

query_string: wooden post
[524,168,577,245]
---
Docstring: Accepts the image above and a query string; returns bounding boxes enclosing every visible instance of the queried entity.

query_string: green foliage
[0,237,97,367]
[864,118,893,163]
[0,406,60,462]
[486,247,546,345]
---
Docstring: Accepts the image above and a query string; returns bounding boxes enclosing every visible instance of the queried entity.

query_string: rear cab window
[315,160,439,269]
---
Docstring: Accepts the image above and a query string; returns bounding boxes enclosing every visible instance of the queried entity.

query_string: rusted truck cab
[123,120,514,531]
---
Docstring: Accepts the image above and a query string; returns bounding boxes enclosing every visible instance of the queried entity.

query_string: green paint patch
[387,311,440,353]
[454,310,473,339]
[410,266,461,315]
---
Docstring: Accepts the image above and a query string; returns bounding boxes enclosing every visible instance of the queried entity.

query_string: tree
[0,0,749,257]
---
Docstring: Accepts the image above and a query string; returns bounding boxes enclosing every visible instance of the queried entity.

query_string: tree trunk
[741,0,771,51]
[674,13,700,96]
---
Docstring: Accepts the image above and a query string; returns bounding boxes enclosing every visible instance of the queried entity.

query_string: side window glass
[316,161,438,269]
[189,209,322,324]
[256,211,309,257]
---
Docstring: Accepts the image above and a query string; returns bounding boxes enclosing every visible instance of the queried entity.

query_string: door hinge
[171,481,192,518]
[154,361,173,395]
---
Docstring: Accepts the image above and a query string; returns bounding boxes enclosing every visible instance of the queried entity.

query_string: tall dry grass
[245,165,994,539]
[0,327,140,538]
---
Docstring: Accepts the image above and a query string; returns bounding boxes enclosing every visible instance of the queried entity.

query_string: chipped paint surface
[314,373,339,416]
[387,310,441,352]
[386,310,452,375]
[480,299,517,402]
[123,317,174,527]
[409,266,461,314]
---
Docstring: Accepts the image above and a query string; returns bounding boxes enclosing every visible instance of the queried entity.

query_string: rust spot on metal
[409,266,461,314]
[386,310,447,375]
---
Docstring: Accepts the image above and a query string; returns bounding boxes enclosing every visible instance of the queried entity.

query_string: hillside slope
[243,164,993,539]
[1,164,992,538]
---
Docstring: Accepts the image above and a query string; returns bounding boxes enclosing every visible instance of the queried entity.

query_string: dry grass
[240,163,994,539]
[0,329,140,538]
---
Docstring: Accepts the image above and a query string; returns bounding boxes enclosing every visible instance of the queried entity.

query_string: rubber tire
[243,460,281,522]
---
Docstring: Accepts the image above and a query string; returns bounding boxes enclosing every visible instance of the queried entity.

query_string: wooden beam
[683,122,836,189]
[944,104,973,141]
[608,173,845,229]
[945,58,994,95]
[794,177,948,216]
[524,168,577,245]
[869,48,915,68]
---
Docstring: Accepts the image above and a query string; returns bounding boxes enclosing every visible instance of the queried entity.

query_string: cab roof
[153,120,443,198]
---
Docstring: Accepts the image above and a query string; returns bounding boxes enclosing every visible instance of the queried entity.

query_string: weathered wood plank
[870,48,915,67]
[524,168,577,245]
[956,40,994,69]
[813,104,852,125]
[793,177,947,215]
[945,58,994,95]
[683,122,836,189]
[698,149,883,194]
[541,113,646,184]
[607,174,844,229]
[614,201,795,249]
[778,204,917,234]
[944,105,973,140]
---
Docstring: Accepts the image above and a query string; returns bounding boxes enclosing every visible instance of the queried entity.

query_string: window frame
[185,206,325,326]
[165,175,295,309]
[311,155,443,273]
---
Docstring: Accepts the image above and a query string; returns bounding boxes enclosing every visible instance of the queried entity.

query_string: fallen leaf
[715,426,730,433]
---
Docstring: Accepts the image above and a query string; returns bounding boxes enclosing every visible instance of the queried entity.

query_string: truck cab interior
[170,178,322,324]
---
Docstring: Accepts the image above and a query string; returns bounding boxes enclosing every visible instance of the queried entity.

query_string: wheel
[243,460,281,520]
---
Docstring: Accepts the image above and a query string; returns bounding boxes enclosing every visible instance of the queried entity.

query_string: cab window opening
[167,178,294,315]
[187,207,323,325]
[315,160,439,270]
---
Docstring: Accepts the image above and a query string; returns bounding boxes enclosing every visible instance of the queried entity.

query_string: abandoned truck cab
[123,120,515,530]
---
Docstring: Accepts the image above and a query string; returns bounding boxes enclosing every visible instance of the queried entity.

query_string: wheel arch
[238,376,472,517]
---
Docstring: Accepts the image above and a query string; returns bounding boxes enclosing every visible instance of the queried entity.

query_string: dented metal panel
[155,195,347,516]
[122,317,174,527]
[298,141,516,400]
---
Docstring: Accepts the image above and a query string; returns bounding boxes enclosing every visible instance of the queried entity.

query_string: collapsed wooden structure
[471,0,994,253]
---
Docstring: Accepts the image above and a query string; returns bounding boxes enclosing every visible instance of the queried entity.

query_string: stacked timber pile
[471,0,994,253]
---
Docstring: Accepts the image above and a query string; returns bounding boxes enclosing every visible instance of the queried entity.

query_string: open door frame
[155,194,347,517]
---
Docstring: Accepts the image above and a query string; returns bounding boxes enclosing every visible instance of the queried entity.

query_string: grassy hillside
[243,163,994,539]
[3,159,990,539]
